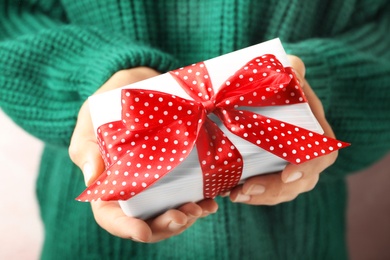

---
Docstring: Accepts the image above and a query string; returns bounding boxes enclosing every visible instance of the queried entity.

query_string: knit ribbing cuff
[283,40,334,113]
[0,26,178,146]
[59,27,179,100]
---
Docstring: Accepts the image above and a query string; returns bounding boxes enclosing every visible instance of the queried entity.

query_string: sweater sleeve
[0,1,178,147]
[283,1,390,177]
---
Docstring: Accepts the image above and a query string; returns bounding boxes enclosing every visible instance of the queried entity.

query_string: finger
[78,140,105,186]
[95,67,160,95]
[292,76,339,171]
[301,79,327,120]
[287,55,306,89]
[69,102,105,185]
[91,200,152,242]
[146,209,189,241]
[177,202,203,219]
[288,55,306,78]
[170,200,218,235]
[219,191,231,197]
[229,174,283,205]
[229,172,317,205]
[146,199,218,242]
[175,202,202,229]
[287,56,327,122]
[281,151,336,185]
[196,198,219,217]
[147,198,218,238]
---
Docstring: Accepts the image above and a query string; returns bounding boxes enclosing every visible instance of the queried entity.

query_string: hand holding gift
[229,55,341,204]
[69,67,218,242]
[69,39,349,241]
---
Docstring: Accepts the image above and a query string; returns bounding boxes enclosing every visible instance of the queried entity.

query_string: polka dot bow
[77,54,349,202]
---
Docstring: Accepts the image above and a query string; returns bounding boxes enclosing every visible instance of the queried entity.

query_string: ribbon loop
[215,55,306,109]
[121,89,204,132]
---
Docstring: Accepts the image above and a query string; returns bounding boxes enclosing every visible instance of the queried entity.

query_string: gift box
[77,38,349,219]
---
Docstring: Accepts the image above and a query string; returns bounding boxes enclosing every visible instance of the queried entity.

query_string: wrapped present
[76,38,349,219]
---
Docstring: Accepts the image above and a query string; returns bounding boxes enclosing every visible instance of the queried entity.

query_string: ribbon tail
[77,119,200,201]
[219,109,350,165]
[196,118,243,198]
[76,153,174,201]
[96,121,134,168]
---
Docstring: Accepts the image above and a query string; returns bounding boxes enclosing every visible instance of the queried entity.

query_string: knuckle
[288,55,305,75]
[90,205,106,230]
[262,187,285,205]
[306,176,320,192]
[270,193,299,205]
[328,150,339,165]
[305,182,317,192]
[283,194,299,203]
[263,197,286,206]
[68,143,80,162]
[265,199,282,206]
[270,185,284,198]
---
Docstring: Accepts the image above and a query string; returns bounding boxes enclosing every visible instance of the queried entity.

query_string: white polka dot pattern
[77,54,349,202]
[77,91,205,202]
[196,118,243,198]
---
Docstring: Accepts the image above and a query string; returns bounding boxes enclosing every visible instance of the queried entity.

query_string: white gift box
[87,38,323,219]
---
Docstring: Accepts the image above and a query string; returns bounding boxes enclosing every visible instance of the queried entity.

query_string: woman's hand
[229,55,338,205]
[69,67,218,242]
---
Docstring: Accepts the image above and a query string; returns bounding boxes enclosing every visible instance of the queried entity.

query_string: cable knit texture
[1,0,389,259]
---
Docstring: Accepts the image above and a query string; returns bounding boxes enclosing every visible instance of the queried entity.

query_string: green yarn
[1,0,389,259]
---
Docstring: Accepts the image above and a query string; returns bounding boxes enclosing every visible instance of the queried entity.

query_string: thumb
[78,141,105,186]
[69,67,161,186]
[287,55,306,78]
[69,101,105,186]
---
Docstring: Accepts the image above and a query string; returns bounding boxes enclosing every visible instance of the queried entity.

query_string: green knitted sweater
[1,1,389,259]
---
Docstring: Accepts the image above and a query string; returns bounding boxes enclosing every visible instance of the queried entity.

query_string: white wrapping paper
[88,38,323,219]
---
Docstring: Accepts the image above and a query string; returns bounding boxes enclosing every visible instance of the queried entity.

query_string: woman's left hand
[228,55,338,205]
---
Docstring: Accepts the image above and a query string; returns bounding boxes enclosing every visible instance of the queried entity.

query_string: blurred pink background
[0,109,389,260]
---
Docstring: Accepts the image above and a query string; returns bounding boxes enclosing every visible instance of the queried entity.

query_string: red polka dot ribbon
[77,54,349,202]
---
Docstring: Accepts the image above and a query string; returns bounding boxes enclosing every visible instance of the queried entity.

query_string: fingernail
[83,162,93,186]
[285,171,303,183]
[246,184,266,195]
[131,236,147,243]
[233,193,251,203]
[168,221,185,232]
[220,191,231,197]
[186,214,197,221]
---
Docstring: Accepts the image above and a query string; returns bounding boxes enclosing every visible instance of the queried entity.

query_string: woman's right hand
[69,67,218,242]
